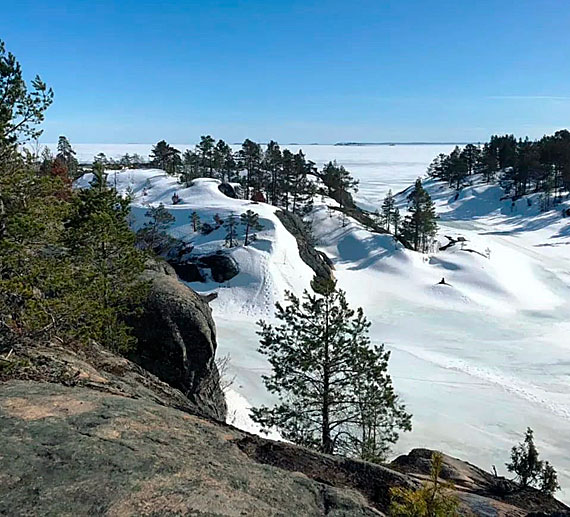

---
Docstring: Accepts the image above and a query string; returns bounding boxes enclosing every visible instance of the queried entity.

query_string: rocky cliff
[128,261,227,421]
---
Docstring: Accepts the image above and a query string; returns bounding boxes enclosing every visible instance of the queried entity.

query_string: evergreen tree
[181,149,200,186]
[506,427,543,488]
[39,146,54,175]
[460,143,481,176]
[505,428,560,495]
[224,213,239,247]
[197,135,215,177]
[479,142,498,183]
[381,190,395,232]
[56,135,79,179]
[427,153,450,183]
[90,161,108,193]
[447,146,468,189]
[251,277,411,457]
[319,161,359,208]
[150,140,181,175]
[264,140,282,205]
[392,207,401,237]
[240,209,264,246]
[289,151,316,215]
[279,149,295,210]
[214,139,235,182]
[137,203,175,251]
[64,176,148,352]
[401,178,438,253]
[390,452,459,517]
[190,211,201,232]
[540,461,560,496]
[0,38,147,357]
[0,39,53,162]
[238,138,263,199]
[93,152,108,166]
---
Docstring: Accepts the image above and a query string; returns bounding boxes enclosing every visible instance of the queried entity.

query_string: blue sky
[3,0,570,143]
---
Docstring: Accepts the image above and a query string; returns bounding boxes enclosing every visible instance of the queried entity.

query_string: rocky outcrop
[391,448,569,516]
[0,380,382,516]
[275,209,334,283]
[197,252,239,283]
[169,250,240,284]
[218,182,238,198]
[1,375,568,516]
[1,335,568,517]
[128,261,227,421]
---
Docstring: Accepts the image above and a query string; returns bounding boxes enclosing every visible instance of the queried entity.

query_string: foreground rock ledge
[1,380,568,516]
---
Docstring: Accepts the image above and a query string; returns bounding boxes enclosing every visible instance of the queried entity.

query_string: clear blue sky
[3,0,570,143]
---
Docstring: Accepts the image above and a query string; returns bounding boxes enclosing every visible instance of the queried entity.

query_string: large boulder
[197,252,239,283]
[128,261,226,421]
[169,251,239,284]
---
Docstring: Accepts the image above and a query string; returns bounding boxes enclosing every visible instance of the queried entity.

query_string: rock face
[128,261,227,421]
[218,182,238,198]
[275,209,334,283]
[1,376,568,516]
[1,340,569,516]
[197,252,239,283]
[0,380,382,517]
[169,251,240,284]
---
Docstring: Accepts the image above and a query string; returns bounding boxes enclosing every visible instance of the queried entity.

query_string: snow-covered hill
[77,158,570,502]
[77,170,314,319]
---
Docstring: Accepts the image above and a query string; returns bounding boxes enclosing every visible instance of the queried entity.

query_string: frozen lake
[65,142,570,501]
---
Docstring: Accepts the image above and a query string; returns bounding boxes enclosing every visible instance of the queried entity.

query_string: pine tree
[319,161,359,209]
[506,427,543,488]
[448,146,468,189]
[390,452,459,516]
[90,161,108,193]
[190,211,201,232]
[214,139,235,182]
[137,203,175,251]
[56,135,79,179]
[0,39,53,162]
[64,177,148,352]
[460,143,481,176]
[240,209,264,246]
[401,178,438,252]
[224,213,239,247]
[540,461,560,496]
[197,135,215,177]
[480,142,498,183]
[181,149,200,186]
[251,277,411,457]
[264,140,282,205]
[39,146,54,175]
[381,190,395,232]
[238,139,263,199]
[150,140,181,175]
[392,207,401,237]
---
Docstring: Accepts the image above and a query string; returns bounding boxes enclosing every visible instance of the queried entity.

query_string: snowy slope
[312,174,570,501]
[76,169,315,319]
[76,150,570,502]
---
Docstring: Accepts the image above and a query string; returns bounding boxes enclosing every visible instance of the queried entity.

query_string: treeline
[149,137,359,216]
[428,131,570,209]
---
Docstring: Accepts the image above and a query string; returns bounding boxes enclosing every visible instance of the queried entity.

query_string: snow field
[75,145,570,501]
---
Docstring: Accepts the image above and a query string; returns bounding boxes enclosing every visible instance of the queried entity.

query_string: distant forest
[427,131,570,210]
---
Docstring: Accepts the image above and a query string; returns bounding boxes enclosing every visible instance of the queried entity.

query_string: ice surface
[74,144,570,501]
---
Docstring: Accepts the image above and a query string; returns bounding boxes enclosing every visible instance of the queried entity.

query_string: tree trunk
[322,296,333,454]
